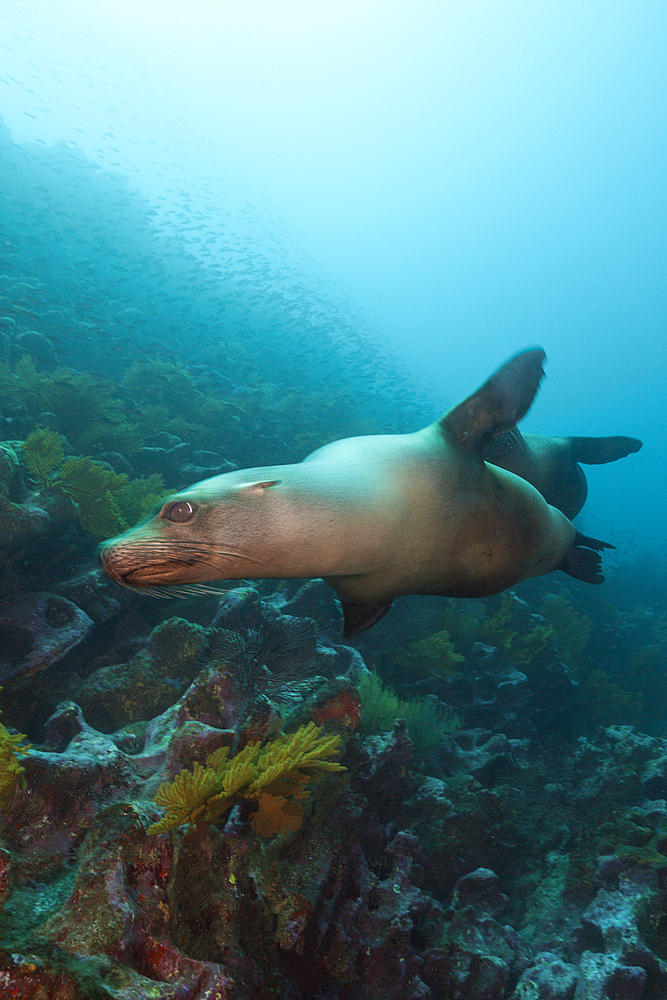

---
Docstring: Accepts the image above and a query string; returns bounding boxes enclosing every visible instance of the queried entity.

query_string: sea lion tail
[559,530,615,585]
[440,348,546,451]
[566,436,643,465]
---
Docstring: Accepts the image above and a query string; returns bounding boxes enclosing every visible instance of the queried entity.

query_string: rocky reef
[1,518,667,999]
[2,118,667,999]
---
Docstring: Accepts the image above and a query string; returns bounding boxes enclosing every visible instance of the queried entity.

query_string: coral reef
[2,426,666,998]
[0,545,664,998]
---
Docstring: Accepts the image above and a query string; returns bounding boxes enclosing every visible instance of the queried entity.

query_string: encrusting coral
[148,721,345,837]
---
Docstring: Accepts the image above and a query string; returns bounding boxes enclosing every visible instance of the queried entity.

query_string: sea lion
[101,348,614,638]
[483,430,642,519]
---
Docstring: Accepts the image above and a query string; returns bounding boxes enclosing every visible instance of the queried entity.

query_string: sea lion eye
[163,500,195,522]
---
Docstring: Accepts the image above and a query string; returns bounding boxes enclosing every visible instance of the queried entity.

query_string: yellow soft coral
[0,721,30,812]
[148,722,344,837]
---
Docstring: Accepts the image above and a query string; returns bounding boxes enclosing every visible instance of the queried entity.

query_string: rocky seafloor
[2,420,667,1000]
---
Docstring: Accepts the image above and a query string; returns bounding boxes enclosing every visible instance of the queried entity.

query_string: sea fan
[209,601,322,754]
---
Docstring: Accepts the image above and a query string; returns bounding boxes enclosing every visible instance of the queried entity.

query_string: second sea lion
[483,430,642,519]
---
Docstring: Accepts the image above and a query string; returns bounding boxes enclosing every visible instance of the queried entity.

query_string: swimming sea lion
[101,348,614,638]
[483,430,642,519]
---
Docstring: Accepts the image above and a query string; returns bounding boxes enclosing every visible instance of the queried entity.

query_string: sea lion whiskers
[132,538,265,566]
[151,540,268,574]
[505,427,528,453]
[105,537,265,569]
[106,578,229,599]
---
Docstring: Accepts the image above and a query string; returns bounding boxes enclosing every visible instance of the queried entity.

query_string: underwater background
[0,2,666,998]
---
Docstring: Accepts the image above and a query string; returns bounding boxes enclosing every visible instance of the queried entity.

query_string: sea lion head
[100,473,283,591]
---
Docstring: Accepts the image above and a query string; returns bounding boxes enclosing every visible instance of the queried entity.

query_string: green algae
[481,592,556,666]
[358,670,460,755]
[22,429,166,539]
[409,627,464,677]
[538,594,592,665]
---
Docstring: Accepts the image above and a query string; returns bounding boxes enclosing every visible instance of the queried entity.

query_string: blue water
[1,0,665,558]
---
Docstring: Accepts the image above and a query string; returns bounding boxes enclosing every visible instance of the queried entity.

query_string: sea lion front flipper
[440,348,546,451]
[566,436,643,465]
[341,599,393,638]
[559,531,616,585]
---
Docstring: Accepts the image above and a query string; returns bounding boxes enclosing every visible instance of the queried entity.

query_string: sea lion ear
[247,480,282,491]
[440,347,546,452]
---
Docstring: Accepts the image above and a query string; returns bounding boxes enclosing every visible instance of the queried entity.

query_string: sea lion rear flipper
[566,436,643,465]
[440,348,546,451]
[341,599,393,638]
[559,531,616,585]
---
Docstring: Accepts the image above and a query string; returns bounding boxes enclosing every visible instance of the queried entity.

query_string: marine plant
[147,721,344,838]
[121,359,202,409]
[434,597,485,650]
[481,592,556,666]
[116,472,167,524]
[409,627,464,677]
[22,429,166,538]
[41,369,128,450]
[1,354,130,451]
[59,457,165,537]
[22,427,64,486]
[574,667,642,731]
[358,670,460,755]
[0,354,42,409]
[538,594,592,665]
[0,709,30,812]
[623,644,667,734]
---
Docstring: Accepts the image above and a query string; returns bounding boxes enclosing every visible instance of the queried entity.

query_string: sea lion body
[484,430,642,519]
[308,429,575,603]
[101,349,613,637]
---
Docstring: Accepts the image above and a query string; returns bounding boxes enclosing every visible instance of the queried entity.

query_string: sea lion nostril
[163,501,195,522]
